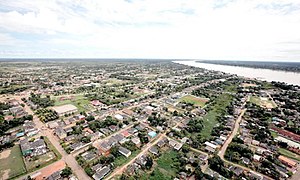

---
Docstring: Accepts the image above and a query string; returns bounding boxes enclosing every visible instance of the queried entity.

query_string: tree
[145,156,153,169]
[61,167,72,177]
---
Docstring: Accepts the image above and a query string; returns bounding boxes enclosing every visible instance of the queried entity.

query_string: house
[157,138,167,148]
[122,108,134,117]
[98,141,112,156]
[135,155,147,166]
[204,142,217,153]
[114,114,124,121]
[92,163,103,172]
[131,137,141,147]
[278,155,297,168]
[109,125,118,132]
[92,166,111,180]
[47,121,59,129]
[121,130,131,138]
[148,131,157,138]
[81,151,97,161]
[54,127,67,139]
[174,142,183,151]
[253,154,262,162]
[119,146,132,158]
[149,146,159,156]
[241,157,250,165]
[91,100,106,107]
[45,171,61,180]
[113,134,125,143]
[20,138,47,157]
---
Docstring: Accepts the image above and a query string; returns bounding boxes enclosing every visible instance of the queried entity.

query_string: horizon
[0,0,300,61]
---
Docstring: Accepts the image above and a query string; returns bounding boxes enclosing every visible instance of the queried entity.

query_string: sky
[0,0,300,61]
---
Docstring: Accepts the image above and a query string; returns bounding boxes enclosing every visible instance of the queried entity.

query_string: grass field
[140,150,179,180]
[250,96,276,109]
[0,145,26,179]
[179,95,208,107]
[52,94,92,112]
[200,93,233,138]
[279,148,300,161]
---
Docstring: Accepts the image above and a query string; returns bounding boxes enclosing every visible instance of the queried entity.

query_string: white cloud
[0,0,300,60]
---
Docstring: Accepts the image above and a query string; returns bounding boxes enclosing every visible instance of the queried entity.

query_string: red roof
[271,127,300,143]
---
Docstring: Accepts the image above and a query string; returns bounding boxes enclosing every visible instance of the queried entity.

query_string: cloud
[0,0,300,61]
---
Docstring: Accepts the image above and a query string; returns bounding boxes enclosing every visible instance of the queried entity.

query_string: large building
[51,104,78,116]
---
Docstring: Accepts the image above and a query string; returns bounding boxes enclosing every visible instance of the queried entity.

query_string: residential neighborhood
[0,60,300,180]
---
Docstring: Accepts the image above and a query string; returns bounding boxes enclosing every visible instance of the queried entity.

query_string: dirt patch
[0,149,11,159]
[2,169,11,180]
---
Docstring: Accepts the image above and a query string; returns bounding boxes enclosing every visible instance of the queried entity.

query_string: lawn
[0,145,26,179]
[52,94,92,112]
[179,95,208,107]
[114,150,141,167]
[200,93,233,138]
[279,148,300,161]
[156,150,180,177]
[250,96,277,109]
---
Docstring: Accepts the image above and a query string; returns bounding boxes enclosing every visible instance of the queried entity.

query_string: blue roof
[16,132,25,137]
[148,131,157,138]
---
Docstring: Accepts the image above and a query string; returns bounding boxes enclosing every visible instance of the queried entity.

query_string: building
[20,138,47,157]
[278,155,297,168]
[119,146,132,158]
[92,166,111,180]
[51,104,78,116]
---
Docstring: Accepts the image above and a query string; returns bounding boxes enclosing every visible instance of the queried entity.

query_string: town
[0,60,300,180]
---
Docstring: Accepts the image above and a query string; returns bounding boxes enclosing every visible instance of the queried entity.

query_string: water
[174,61,300,86]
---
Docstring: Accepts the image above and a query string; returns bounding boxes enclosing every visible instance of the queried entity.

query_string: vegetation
[0,145,26,179]
[179,95,207,107]
[36,108,58,122]
[29,93,54,108]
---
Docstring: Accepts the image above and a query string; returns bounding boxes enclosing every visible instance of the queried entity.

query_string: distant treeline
[197,60,300,73]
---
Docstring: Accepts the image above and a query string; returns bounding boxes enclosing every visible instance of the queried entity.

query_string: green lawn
[0,145,26,179]
[250,96,276,109]
[179,95,208,107]
[156,150,180,177]
[200,93,233,138]
[52,94,92,112]
[114,150,141,167]
[279,148,300,161]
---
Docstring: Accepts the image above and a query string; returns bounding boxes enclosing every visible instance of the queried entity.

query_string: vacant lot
[179,95,208,107]
[53,94,92,112]
[0,145,26,179]
[200,93,233,138]
[250,96,276,109]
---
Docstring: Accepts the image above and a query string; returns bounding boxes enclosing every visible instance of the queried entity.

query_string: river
[174,61,300,86]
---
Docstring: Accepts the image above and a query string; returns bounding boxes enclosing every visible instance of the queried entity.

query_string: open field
[0,145,26,179]
[279,148,300,161]
[200,93,233,138]
[52,94,92,112]
[179,95,208,107]
[140,150,179,180]
[250,96,277,109]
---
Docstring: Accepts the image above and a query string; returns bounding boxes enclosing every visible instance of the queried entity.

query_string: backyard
[0,145,26,179]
